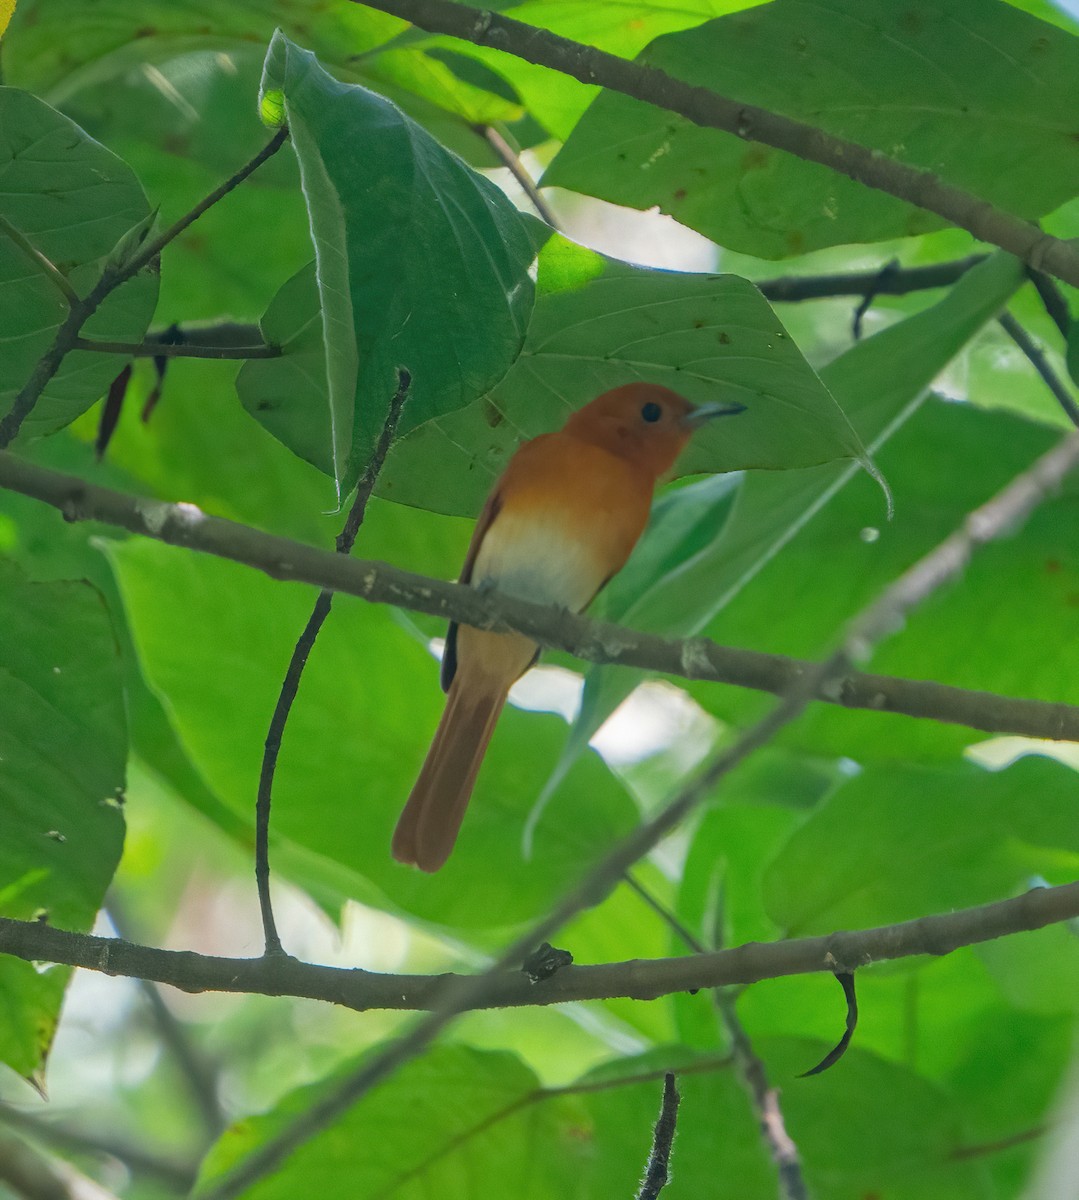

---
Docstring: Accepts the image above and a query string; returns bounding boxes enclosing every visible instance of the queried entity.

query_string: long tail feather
[392,679,508,872]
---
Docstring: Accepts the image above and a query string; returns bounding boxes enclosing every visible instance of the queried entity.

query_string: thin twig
[3,452,1079,745]
[1027,269,1071,340]
[636,1074,680,1200]
[477,125,559,226]
[73,338,280,361]
[756,256,986,304]
[354,0,1079,287]
[0,214,81,308]
[255,369,411,955]
[1,881,1077,1011]
[998,311,1079,429]
[0,128,288,450]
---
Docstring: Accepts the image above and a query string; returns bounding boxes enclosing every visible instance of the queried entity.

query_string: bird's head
[564,383,746,478]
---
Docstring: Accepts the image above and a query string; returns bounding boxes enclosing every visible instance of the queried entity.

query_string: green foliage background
[1,0,1079,1196]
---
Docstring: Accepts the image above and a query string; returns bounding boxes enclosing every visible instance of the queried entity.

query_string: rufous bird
[392,382,746,872]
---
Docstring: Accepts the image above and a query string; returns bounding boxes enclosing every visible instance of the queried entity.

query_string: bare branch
[2,452,1079,745]
[255,370,411,954]
[998,311,1079,429]
[354,0,1079,287]
[477,125,559,226]
[756,256,987,304]
[0,883,1076,1011]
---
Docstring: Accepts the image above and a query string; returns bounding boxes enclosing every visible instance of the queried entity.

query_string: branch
[636,1074,680,1200]
[255,370,410,954]
[998,311,1079,429]
[1,883,1077,1011]
[2,453,1079,745]
[756,255,987,304]
[0,128,288,449]
[354,0,1079,287]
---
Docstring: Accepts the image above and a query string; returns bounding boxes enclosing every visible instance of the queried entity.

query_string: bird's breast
[471,436,653,612]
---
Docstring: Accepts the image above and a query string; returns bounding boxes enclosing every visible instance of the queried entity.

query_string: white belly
[471,509,608,613]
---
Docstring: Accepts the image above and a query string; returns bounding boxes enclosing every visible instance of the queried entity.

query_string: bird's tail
[392,677,509,872]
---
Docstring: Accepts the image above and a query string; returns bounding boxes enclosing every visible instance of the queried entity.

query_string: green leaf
[381,233,866,516]
[763,757,1079,937]
[0,88,158,439]
[760,1038,992,1199]
[195,1044,586,1200]
[693,399,1076,763]
[546,0,1079,258]
[0,568,126,1079]
[555,253,1025,788]
[245,31,535,499]
[107,540,637,929]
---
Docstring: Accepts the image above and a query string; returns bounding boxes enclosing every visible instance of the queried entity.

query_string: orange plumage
[392,383,745,871]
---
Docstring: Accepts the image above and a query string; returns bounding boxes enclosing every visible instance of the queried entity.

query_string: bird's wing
[441,487,503,693]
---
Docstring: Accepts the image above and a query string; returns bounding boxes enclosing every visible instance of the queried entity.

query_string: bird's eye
[641,402,662,423]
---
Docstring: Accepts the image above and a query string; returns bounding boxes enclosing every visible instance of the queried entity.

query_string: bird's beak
[682,401,747,428]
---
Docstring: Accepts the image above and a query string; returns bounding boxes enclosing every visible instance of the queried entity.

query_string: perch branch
[2,452,1078,746]
[354,0,1079,287]
[0,884,1075,1012]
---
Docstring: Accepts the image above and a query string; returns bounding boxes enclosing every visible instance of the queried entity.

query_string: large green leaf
[545,0,1079,258]
[549,253,1025,797]
[195,1044,587,1200]
[107,540,637,929]
[0,88,158,439]
[381,233,867,516]
[242,31,535,499]
[763,757,1079,937]
[691,399,1079,762]
[0,569,126,1080]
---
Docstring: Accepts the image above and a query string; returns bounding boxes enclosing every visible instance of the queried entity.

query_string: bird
[392,382,746,872]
